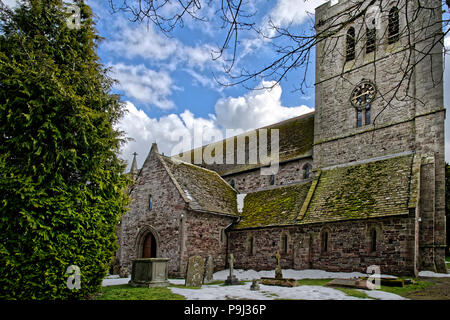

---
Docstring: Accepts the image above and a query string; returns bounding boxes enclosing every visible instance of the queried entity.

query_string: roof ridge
[156,153,192,205]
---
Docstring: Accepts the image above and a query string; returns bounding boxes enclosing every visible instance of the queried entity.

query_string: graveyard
[97,254,450,300]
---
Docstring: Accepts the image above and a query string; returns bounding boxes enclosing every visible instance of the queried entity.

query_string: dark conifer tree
[0,0,130,299]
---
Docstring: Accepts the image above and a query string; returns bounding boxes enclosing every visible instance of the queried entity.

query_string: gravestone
[203,255,214,284]
[185,256,205,287]
[224,253,240,285]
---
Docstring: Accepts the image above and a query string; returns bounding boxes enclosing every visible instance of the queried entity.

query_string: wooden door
[143,234,152,258]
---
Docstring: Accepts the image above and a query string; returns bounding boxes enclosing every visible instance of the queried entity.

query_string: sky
[2,0,450,170]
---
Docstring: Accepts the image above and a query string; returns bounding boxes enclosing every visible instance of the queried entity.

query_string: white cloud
[215,80,313,131]
[117,81,314,170]
[117,102,220,169]
[267,0,326,32]
[109,63,176,110]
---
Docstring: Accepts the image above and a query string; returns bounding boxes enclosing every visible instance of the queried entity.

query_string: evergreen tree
[0,0,130,299]
[446,163,449,256]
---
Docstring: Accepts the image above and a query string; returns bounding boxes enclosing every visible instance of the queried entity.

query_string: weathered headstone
[185,256,205,287]
[275,251,283,280]
[224,253,240,285]
[203,255,214,284]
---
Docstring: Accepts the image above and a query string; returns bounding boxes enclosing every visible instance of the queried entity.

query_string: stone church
[116,0,447,277]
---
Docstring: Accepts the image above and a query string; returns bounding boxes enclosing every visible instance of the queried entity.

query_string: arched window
[148,195,153,210]
[303,163,312,179]
[230,179,235,188]
[321,230,329,253]
[346,27,355,62]
[370,229,377,252]
[270,174,275,185]
[281,234,289,254]
[366,20,376,53]
[248,235,255,256]
[388,7,400,44]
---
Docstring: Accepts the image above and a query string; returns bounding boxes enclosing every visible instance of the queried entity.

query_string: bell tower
[313,0,446,272]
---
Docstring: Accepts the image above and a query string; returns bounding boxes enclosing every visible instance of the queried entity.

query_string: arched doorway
[142,232,157,258]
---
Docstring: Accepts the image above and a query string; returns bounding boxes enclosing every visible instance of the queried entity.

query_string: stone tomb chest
[128,258,170,288]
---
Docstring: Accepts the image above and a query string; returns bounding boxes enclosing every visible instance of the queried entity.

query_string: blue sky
[86,0,321,169]
[3,0,449,169]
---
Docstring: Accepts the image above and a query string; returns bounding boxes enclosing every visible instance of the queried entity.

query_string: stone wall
[222,158,314,194]
[229,216,418,276]
[181,210,235,276]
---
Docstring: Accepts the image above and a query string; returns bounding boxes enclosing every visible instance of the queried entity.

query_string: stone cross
[225,253,240,285]
[275,251,283,280]
[228,253,234,278]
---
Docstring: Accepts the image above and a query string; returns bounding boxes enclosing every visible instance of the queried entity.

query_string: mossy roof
[160,155,238,216]
[298,154,418,224]
[235,182,312,229]
[173,112,315,176]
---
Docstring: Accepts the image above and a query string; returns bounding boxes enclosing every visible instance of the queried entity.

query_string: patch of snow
[359,289,408,300]
[236,194,247,213]
[102,277,130,286]
[169,279,186,285]
[170,282,367,300]
[212,269,397,281]
[418,271,450,278]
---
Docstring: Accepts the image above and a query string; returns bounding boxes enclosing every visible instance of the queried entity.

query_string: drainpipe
[224,217,240,269]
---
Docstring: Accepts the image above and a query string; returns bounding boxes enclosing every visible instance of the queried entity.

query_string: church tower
[313,0,446,272]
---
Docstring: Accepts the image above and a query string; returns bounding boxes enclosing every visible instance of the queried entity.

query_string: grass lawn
[98,284,186,300]
[377,279,435,297]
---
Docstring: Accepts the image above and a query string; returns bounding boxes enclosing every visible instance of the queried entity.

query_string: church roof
[298,153,420,224]
[232,153,420,230]
[173,111,315,176]
[159,154,239,216]
[235,181,312,229]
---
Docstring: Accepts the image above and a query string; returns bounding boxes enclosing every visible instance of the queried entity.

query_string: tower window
[270,174,275,185]
[346,27,355,62]
[230,179,235,188]
[357,109,363,127]
[388,7,400,44]
[148,195,153,210]
[365,104,371,125]
[356,104,371,127]
[366,21,376,53]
